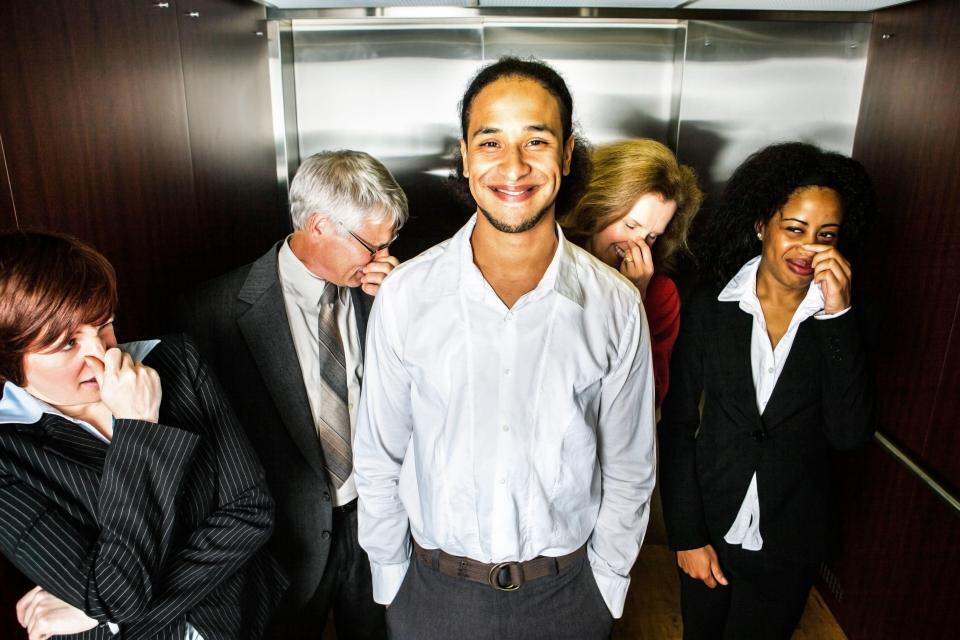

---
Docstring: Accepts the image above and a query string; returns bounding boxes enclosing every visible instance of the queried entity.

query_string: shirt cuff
[815,306,851,320]
[589,560,630,619]
[370,559,410,605]
[107,622,120,635]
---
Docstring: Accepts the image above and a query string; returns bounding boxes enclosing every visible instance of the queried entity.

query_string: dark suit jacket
[0,335,286,639]
[659,286,876,563]
[176,243,373,608]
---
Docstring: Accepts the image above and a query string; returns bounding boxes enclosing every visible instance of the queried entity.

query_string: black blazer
[175,243,373,607]
[659,286,876,563]
[0,335,286,639]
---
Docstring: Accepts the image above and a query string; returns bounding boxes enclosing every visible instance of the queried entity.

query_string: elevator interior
[266,10,871,257]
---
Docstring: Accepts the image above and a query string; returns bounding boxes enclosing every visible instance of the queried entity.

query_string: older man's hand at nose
[360,250,401,296]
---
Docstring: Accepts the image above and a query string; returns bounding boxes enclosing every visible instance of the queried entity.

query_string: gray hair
[288,150,409,233]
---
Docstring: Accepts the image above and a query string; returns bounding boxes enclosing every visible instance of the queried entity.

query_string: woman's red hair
[0,231,117,386]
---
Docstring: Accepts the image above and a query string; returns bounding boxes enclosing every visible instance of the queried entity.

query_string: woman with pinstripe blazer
[0,231,287,640]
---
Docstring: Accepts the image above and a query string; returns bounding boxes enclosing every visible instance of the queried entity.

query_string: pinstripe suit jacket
[0,334,287,639]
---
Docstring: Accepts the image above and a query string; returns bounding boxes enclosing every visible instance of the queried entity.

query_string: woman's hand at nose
[804,244,852,314]
[84,349,162,423]
[619,239,655,300]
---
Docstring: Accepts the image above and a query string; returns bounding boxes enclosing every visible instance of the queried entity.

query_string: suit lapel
[761,319,815,427]
[237,246,328,480]
[36,414,108,473]
[716,302,765,430]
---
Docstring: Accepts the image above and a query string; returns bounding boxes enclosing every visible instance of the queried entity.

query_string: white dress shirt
[354,215,657,618]
[278,237,363,506]
[718,256,849,551]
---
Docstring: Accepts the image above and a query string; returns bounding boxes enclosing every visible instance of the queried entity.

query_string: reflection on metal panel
[276,15,870,258]
[268,20,300,209]
[676,20,870,192]
[293,23,482,165]
[289,19,686,256]
[291,22,484,252]
[483,23,684,146]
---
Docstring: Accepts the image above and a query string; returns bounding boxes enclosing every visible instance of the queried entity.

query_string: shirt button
[504,368,511,376]
[499,477,506,485]
[502,424,510,432]
[767,367,774,374]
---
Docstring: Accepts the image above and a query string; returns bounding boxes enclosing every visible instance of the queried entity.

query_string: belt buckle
[488,562,521,591]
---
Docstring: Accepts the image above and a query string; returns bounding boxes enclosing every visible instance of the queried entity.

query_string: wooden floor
[616,485,847,639]
[614,543,847,640]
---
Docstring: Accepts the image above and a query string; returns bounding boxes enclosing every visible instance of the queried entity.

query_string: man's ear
[562,135,574,176]
[309,213,327,236]
[459,139,469,178]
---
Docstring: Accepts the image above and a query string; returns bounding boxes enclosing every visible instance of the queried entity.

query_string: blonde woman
[562,139,703,408]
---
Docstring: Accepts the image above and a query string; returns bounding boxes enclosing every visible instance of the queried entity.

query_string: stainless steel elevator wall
[272,14,869,258]
[677,20,870,194]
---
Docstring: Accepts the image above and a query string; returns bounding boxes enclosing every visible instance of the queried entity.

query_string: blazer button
[752,429,766,443]
[321,530,331,541]
[322,492,331,502]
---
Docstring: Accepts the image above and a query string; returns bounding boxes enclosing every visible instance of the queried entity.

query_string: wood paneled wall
[825,0,960,636]
[0,0,285,339]
[0,1,284,636]
[0,149,15,230]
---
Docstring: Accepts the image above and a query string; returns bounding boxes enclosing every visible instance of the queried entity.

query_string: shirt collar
[0,382,48,425]
[278,235,345,309]
[439,213,584,308]
[0,340,159,428]
[719,255,825,322]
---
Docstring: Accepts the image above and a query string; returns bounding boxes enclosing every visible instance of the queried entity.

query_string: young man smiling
[354,58,657,639]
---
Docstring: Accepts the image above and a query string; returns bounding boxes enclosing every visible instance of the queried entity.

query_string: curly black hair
[447,56,592,220]
[702,141,876,286]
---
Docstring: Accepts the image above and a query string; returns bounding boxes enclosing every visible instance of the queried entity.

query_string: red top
[644,273,680,410]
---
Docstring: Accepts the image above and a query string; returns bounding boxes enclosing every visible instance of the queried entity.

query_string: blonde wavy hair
[561,138,703,272]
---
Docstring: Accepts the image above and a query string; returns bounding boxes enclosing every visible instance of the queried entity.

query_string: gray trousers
[386,553,613,640]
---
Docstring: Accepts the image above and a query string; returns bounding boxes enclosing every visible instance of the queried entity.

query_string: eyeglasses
[335,219,398,257]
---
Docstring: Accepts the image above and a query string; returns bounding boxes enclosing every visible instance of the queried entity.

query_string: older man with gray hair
[177,150,407,639]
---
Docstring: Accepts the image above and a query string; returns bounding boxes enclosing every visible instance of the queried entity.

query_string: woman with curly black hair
[659,142,877,639]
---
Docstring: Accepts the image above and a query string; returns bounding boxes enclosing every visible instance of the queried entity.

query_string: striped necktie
[316,282,352,487]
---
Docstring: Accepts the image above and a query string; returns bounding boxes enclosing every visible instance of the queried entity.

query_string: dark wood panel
[0,0,197,339]
[825,446,960,639]
[0,136,16,231]
[827,0,960,636]
[926,296,960,488]
[175,0,286,279]
[852,0,960,469]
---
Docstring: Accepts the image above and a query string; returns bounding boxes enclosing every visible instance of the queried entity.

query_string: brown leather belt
[412,540,586,591]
